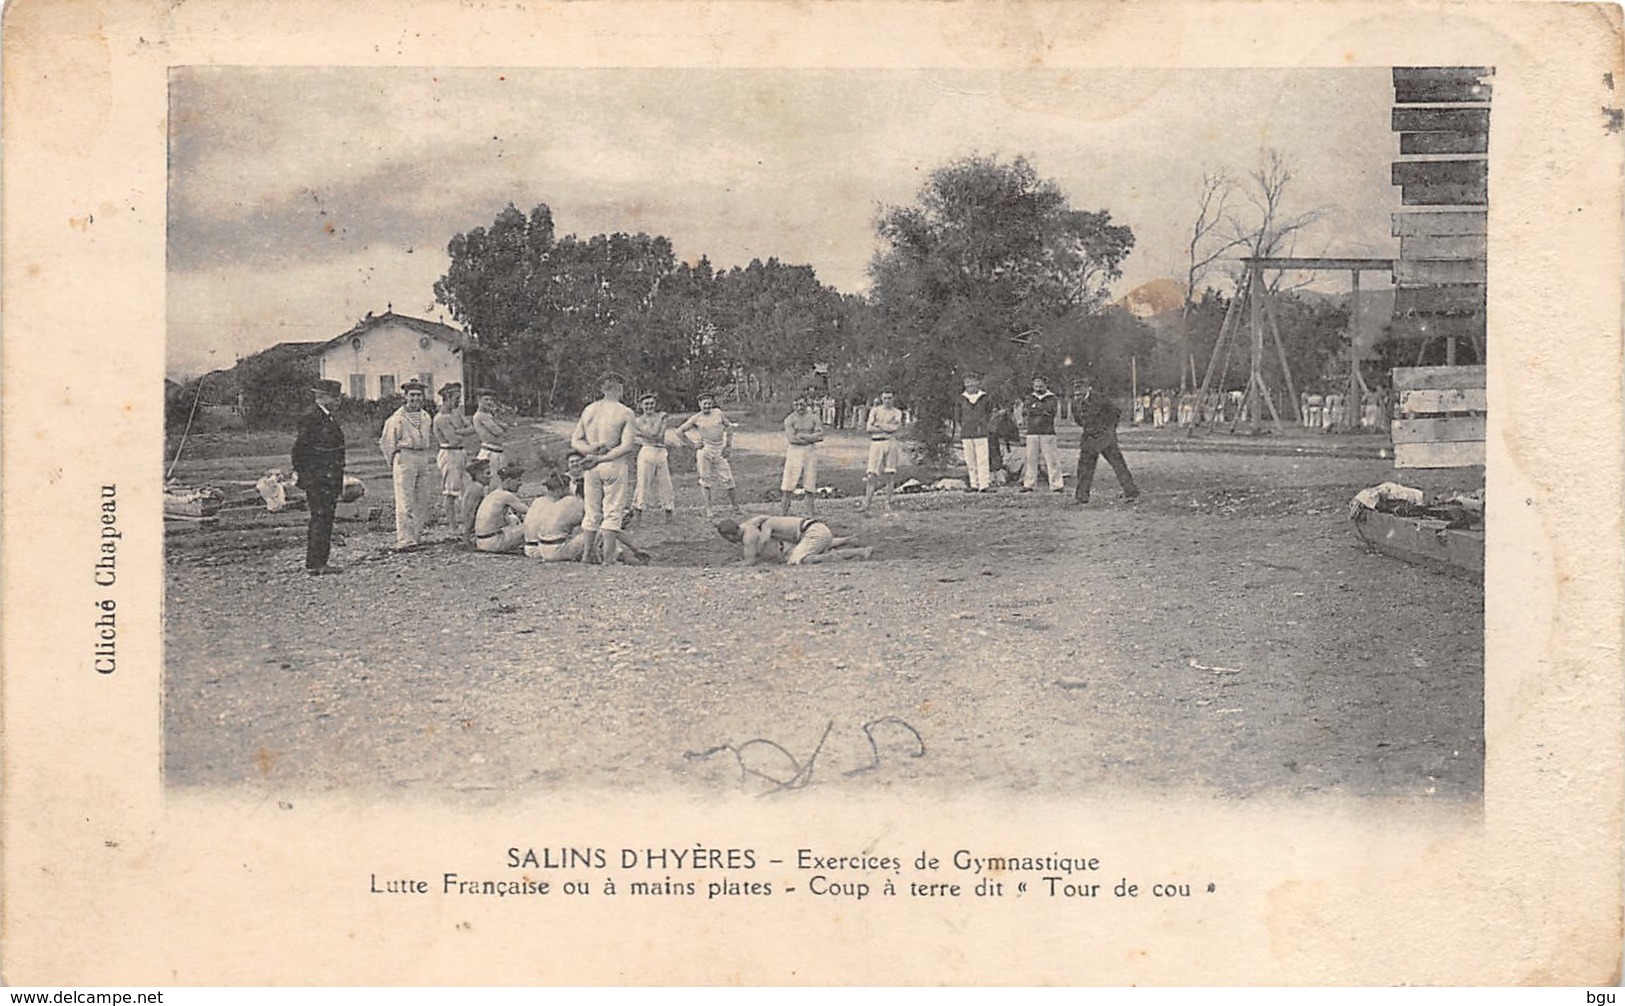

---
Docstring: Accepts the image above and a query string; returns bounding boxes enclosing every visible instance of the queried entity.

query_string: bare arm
[599,412,638,464]
[569,410,593,457]
[674,412,702,448]
[739,522,769,565]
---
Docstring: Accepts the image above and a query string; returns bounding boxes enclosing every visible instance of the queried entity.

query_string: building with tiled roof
[313,309,469,400]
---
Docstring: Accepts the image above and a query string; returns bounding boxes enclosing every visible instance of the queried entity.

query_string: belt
[475,529,505,540]
[398,447,425,452]
[527,535,570,546]
[439,445,464,450]
[870,435,895,441]
[800,518,826,535]
[481,445,504,452]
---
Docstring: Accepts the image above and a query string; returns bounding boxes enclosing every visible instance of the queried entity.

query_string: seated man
[716,515,871,566]
[460,457,493,546]
[472,463,529,553]
[525,471,651,564]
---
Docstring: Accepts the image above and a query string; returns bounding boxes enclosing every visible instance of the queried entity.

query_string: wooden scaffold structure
[1191,256,1395,435]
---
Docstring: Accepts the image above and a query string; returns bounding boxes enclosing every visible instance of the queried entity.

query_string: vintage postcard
[2,0,1621,986]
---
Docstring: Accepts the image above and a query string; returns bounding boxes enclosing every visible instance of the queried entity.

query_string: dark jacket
[954,391,994,439]
[292,406,346,483]
[1025,390,1059,436]
[1072,393,1122,448]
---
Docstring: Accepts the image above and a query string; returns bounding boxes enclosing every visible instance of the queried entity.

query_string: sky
[167,66,1402,378]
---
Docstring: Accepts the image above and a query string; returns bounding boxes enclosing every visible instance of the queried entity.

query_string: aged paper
[3,0,1621,986]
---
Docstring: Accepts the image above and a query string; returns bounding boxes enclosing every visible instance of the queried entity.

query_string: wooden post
[1262,292,1301,423]
[1130,356,1138,423]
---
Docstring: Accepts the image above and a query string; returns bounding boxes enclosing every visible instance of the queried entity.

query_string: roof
[317,311,468,354]
[250,340,324,364]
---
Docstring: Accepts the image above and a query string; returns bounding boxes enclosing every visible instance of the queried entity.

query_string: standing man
[675,392,743,519]
[1020,375,1065,493]
[472,463,530,553]
[1070,375,1141,505]
[953,372,995,492]
[291,379,346,575]
[570,374,638,566]
[631,392,675,526]
[433,382,477,536]
[378,379,438,549]
[472,388,508,473]
[779,397,824,516]
[861,389,904,513]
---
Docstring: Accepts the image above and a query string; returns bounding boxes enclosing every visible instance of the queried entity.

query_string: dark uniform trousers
[1072,395,1139,503]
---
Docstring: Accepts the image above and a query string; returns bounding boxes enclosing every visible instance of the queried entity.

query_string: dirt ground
[163,417,1484,803]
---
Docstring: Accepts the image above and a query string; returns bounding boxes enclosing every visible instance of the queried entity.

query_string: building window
[349,374,365,399]
[379,374,396,398]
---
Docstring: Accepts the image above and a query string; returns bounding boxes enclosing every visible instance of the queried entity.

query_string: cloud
[168,66,1403,372]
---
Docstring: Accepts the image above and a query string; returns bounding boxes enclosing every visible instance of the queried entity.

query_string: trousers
[1074,437,1139,502]
[635,445,674,511]
[1023,434,1064,490]
[302,472,340,570]
[961,437,990,490]
[392,451,437,545]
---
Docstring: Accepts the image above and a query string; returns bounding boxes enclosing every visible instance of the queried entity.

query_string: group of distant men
[953,372,1140,505]
[290,366,1139,576]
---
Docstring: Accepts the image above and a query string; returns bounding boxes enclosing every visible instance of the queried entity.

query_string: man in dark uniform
[291,379,347,574]
[1070,375,1140,505]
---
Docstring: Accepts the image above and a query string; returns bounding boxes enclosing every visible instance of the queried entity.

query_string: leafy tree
[434,203,686,412]
[234,348,318,430]
[868,154,1134,454]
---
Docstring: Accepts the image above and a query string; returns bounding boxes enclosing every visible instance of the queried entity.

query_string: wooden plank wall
[1390,365,1486,468]
[1389,67,1491,367]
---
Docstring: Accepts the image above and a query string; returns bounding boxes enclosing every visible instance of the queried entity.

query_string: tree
[868,154,1134,454]
[1234,149,1328,293]
[434,204,692,411]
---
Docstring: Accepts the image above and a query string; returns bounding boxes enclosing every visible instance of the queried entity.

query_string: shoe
[981,486,998,493]
[1018,486,1034,493]
[1074,496,1091,504]
[1051,487,1066,493]
[1124,493,1141,503]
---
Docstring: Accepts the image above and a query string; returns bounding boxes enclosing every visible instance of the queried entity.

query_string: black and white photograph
[4,0,1621,988]
[163,64,1487,800]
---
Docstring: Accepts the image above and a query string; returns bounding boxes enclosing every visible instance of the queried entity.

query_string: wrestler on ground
[570,375,638,565]
[472,464,530,553]
[675,392,743,518]
[860,389,904,513]
[779,397,825,516]
[433,382,477,534]
[716,515,871,566]
[631,392,675,526]
[378,379,437,549]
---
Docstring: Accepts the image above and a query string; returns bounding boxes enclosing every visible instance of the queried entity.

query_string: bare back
[572,399,637,460]
[524,494,586,540]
